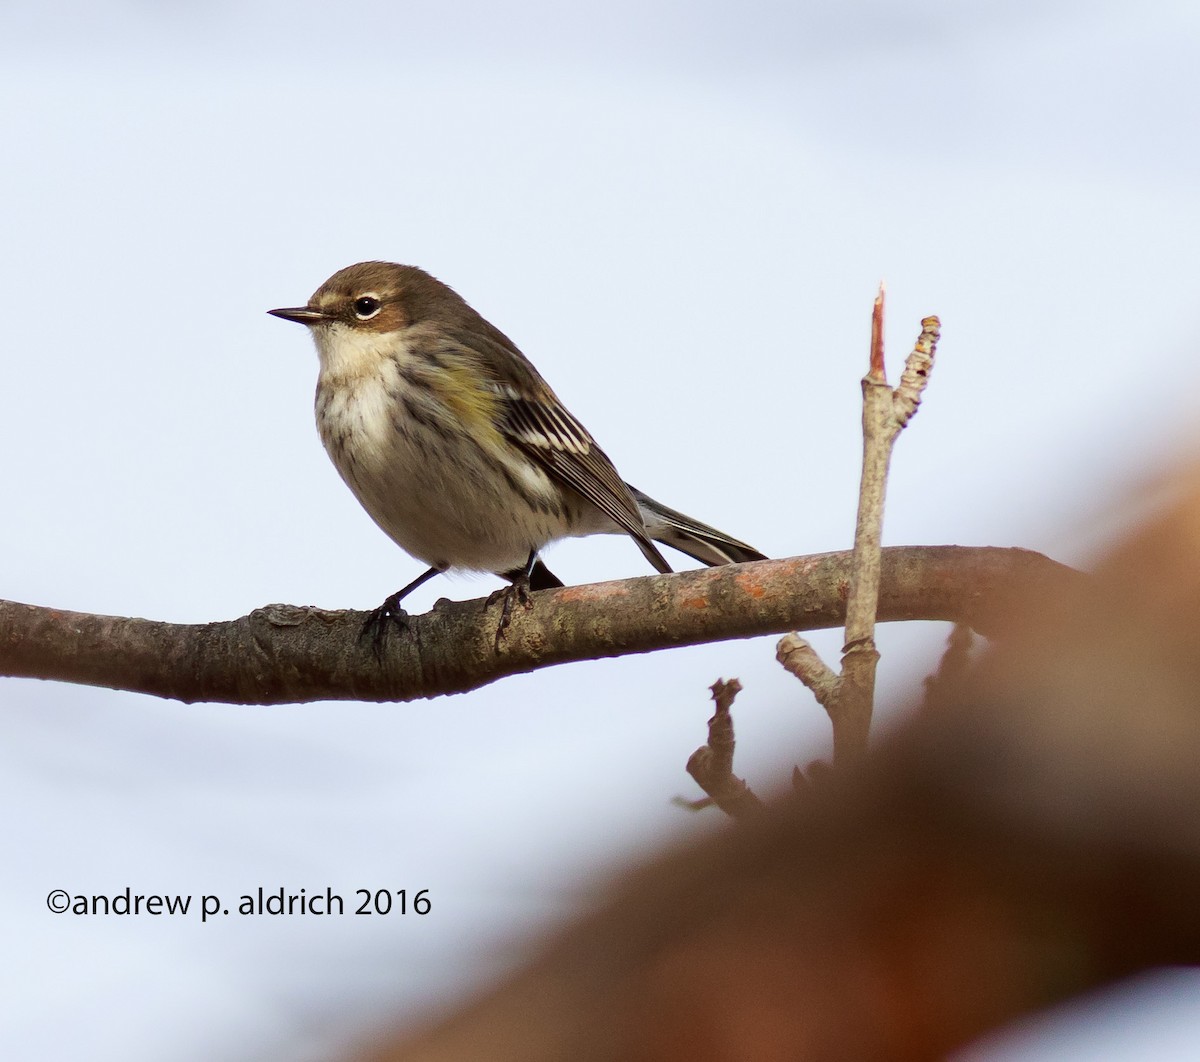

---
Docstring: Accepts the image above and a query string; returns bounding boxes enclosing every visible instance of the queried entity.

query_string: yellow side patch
[430,364,505,450]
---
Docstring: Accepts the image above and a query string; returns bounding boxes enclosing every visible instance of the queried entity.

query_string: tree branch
[0,547,1075,705]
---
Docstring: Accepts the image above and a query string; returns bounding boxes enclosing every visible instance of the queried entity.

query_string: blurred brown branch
[353,480,1200,1062]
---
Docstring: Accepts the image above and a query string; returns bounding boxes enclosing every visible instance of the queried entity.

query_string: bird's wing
[499,387,671,574]
[447,324,672,574]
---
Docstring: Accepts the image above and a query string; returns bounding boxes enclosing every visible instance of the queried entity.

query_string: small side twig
[685,679,763,819]
[779,290,940,765]
[777,634,838,707]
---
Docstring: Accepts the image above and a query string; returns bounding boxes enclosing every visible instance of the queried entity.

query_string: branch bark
[0,547,1075,705]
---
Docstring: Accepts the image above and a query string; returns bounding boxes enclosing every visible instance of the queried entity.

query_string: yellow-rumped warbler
[269,261,764,623]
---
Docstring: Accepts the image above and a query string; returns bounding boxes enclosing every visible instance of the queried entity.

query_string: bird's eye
[352,295,382,320]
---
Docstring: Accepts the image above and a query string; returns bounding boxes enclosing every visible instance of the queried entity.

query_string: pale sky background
[3,2,1199,1059]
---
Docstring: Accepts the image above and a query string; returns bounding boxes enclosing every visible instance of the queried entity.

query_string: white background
[2,2,1199,1059]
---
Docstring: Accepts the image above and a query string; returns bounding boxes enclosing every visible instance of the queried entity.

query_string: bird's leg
[360,566,444,659]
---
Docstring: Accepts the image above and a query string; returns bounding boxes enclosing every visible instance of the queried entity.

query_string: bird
[269,261,765,635]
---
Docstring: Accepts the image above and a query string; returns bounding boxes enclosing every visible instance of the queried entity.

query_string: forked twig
[780,290,941,763]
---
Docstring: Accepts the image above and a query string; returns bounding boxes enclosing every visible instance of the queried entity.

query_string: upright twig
[779,290,940,764]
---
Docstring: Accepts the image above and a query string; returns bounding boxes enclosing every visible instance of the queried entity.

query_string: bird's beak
[268,306,330,325]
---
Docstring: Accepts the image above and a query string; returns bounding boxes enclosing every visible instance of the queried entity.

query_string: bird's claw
[359,592,411,661]
[488,580,534,650]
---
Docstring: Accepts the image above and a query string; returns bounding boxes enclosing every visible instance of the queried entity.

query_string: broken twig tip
[709,677,743,714]
[869,287,887,380]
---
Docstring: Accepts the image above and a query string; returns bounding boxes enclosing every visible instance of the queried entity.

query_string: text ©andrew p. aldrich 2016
[46,886,431,921]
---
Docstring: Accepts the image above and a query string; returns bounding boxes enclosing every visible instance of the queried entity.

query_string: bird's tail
[629,486,767,568]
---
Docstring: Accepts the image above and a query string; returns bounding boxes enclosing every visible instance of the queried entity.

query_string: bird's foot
[359,591,411,661]
[487,578,534,650]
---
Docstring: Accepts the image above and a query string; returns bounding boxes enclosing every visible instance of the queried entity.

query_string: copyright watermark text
[46,887,430,922]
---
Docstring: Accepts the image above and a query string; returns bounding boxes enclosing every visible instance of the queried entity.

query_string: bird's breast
[313,362,571,571]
